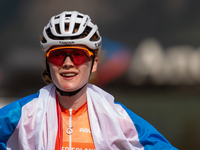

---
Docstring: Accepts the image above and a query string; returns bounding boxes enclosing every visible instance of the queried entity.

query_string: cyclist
[0,11,178,150]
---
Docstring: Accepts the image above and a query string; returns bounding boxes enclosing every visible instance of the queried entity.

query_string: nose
[62,55,74,67]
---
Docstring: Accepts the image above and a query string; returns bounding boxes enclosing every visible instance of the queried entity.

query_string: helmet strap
[56,83,87,96]
[90,56,95,75]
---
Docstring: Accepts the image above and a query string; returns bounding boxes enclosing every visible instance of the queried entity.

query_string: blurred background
[0,0,200,149]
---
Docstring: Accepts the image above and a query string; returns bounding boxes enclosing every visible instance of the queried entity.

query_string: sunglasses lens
[47,48,92,66]
[71,50,90,66]
[48,50,65,66]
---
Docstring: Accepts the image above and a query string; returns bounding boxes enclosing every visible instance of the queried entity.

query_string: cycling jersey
[0,83,178,150]
[60,101,95,150]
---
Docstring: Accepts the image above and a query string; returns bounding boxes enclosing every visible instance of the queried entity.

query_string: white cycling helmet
[40,11,102,52]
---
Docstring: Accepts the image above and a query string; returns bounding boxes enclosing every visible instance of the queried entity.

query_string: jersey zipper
[69,108,72,150]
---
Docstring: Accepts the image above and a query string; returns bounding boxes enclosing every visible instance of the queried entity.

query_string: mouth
[60,73,77,77]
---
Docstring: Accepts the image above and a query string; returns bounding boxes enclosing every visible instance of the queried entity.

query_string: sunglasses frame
[46,46,94,58]
[46,46,94,66]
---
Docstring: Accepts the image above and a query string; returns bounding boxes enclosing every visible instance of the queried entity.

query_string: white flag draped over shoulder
[0,84,178,150]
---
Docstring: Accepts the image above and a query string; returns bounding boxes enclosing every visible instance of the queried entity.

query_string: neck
[56,83,87,96]
[56,85,87,110]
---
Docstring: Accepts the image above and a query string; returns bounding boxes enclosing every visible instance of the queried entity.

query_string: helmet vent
[41,36,47,43]
[73,23,80,33]
[55,24,61,34]
[90,32,100,41]
[64,23,69,32]
[65,14,71,18]
[46,28,58,40]
[77,15,83,18]
[55,16,60,19]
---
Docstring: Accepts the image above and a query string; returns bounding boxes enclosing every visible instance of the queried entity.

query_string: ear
[91,57,99,73]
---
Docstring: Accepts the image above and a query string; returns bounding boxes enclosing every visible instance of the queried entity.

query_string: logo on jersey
[79,128,91,133]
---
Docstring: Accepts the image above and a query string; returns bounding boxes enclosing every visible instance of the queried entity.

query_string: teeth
[61,73,76,77]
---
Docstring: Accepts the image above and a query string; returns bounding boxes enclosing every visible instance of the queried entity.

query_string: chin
[60,84,78,92]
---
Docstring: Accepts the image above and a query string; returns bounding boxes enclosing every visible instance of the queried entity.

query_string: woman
[0,11,178,150]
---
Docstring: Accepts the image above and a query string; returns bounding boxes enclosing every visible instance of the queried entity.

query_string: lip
[59,71,78,79]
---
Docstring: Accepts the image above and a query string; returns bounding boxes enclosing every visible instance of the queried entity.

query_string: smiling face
[48,46,98,92]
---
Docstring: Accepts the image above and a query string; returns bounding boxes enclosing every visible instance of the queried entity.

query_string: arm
[0,101,22,150]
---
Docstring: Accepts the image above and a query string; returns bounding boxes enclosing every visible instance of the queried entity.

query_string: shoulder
[0,93,39,122]
[0,93,39,145]
[87,85,178,149]
[0,93,39,115]
[115,102,178,150]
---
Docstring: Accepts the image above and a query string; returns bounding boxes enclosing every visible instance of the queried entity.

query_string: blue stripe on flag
[0,93,39,149]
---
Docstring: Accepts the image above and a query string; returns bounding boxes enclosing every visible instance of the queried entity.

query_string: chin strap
[56,83,87,96]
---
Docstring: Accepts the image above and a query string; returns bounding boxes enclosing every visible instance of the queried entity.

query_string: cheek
[49,64,59,82]
[79,62,92,79]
